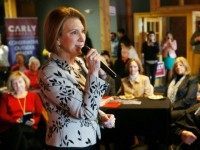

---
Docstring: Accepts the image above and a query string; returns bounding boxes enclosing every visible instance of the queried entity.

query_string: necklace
[17,96,27,114]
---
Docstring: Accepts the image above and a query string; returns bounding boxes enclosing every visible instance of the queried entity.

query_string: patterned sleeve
[39,65,108,120]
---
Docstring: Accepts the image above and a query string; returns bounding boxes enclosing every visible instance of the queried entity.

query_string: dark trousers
[144,62,158,86]
[0,124,42,150]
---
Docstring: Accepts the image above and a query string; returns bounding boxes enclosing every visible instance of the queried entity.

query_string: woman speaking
[39,6,115,150]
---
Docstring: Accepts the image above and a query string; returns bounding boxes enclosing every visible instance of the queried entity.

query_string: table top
[101,96,171,110]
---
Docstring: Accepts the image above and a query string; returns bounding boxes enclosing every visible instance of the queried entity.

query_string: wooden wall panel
[169,17,186,57]
[187,12,200,75]
[99,0,110,51]
[125,0,133,42]
[150,0,160,11]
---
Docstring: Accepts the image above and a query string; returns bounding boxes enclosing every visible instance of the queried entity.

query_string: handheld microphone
[81,46,117,78]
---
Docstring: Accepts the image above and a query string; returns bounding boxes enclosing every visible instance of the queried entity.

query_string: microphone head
[81,46,90,55]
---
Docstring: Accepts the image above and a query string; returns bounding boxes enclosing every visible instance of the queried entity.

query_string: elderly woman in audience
[167,57,198,110]
[24,56,40,91]
[0,71,44,150]
[117,59,154,97]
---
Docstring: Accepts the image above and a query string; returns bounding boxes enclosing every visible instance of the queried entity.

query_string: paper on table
[121,100,142,105]
[148,95,164,100]
[119,95,135,100]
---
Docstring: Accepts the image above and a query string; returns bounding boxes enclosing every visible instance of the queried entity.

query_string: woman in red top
[0,71,43,150]
[24,56,41,91]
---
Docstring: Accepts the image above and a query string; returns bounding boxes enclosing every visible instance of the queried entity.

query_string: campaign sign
[5,18,39,65]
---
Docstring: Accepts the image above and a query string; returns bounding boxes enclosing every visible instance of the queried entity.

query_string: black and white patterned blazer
[39,54,108,148]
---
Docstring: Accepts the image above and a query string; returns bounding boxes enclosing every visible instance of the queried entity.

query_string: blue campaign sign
[5,18,39,65]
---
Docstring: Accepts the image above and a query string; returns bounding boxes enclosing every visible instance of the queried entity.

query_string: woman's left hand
[101,114,116,128]
[25,118,35,126]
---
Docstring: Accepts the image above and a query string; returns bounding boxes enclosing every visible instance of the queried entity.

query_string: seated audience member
[11,52,27,72]
[167,57,198,110]
[112,60,153,150]
[24,56,40,91]
[117,59,154,97]
[171,103,200,150]
[0,71,44,150]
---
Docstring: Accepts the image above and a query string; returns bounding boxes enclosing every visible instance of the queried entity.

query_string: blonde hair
[28,56,41,68]
[44,7,86,53]
[173,57,191,76]
[127,59,144,74]
[7,71,30,92]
